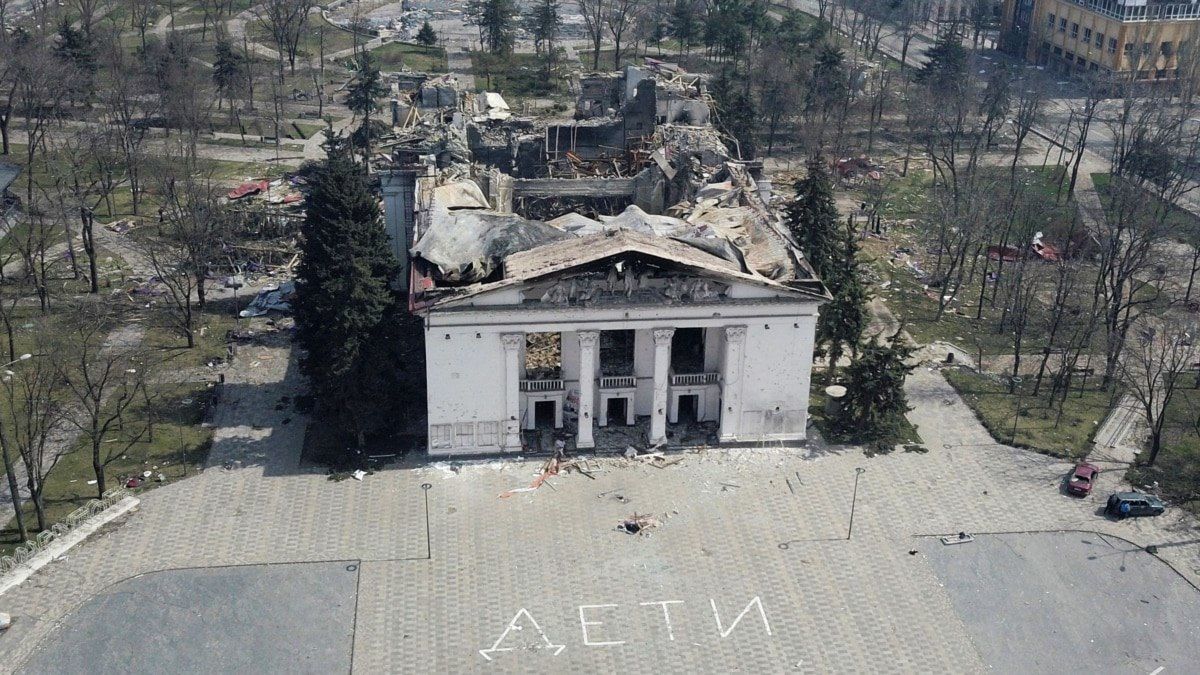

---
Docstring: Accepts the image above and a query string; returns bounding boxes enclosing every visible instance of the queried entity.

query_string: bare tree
[0,34,17,156]
[11,37,73,205]
[1092,96,1200,386]
[57,303,153,498]
[97,36,153,215]
[71,0,103,36]
[45,129,126,293]
[1009,80,1044,178]
[126,0,158,50]
[607,0,641,69]
[1120,318,1199,466]
[142,157,232,346]
[578,0,610,70]
[255,0,315,75]
[2,343,65,532]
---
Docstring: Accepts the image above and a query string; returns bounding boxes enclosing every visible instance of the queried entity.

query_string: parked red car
[1066,463,1100,496]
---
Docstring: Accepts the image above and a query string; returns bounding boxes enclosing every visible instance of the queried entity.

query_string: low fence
[0,488,130,575]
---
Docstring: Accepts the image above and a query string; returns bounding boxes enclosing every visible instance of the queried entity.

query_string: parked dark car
[1066,463,1100,496]
[1105,492,1166,519]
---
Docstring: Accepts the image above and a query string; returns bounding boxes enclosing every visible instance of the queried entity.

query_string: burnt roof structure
[378,61,828,313]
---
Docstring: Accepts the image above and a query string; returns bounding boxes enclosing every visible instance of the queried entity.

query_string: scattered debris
[239,281,296,318]
[352,470,367,481]
[498,453,563,498]
[617,513,661,535]
[0,612,11,631]
[227,179,270,200]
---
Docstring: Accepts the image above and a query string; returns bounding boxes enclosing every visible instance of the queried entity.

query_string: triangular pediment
[430,231,827,309]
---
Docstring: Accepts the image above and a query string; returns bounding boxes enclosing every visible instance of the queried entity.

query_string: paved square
[21,561,357,675]
[925,532,1200,673]
[1,344,1197,673]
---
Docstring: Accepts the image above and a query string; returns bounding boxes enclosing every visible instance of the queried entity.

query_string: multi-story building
[1003,0,1200,79]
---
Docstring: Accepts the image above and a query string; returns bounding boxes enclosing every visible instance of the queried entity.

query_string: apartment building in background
[1002,0,1200,79]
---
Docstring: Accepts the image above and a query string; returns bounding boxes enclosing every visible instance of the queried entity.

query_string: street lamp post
[1011,376,1024,444]
[0,352,33,541]
[225,275,245,328]
[0,353,32,370]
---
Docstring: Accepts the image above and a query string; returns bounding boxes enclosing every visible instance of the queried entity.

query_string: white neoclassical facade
[418,231,824,456]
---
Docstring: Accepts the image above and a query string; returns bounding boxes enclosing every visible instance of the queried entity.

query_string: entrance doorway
[606,397,629,426]
[534,400,556,429]
[677,394,699,423]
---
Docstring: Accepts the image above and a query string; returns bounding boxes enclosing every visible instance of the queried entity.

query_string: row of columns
[500,325,748,451]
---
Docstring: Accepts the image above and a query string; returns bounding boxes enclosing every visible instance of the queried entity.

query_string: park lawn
[1127,386,1200,516]
[859,164,1074,232]
[854,163,1079,357]
[943,367,1115,459]
[0,305,236,554]
[0,380,214,554]
[371,41,448,73]
[249,14,362,60]
[292,121,326,139]
[860,234,1052,356]
[1091,172,1200,234]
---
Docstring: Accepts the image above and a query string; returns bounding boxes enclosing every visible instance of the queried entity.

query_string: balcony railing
[520,379,564,392]
[599,375,636,389]
[670,372,720,386]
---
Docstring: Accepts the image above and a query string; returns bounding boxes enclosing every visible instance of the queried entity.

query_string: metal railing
[520,378,564,392]
[670,372,720,386]
[0,488,130,574]
[599,376,636,388]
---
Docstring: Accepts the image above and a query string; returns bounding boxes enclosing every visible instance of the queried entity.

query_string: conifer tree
[838,331,915,447]
[294,136,399,449]
[818,227,868,373]
[916,29,968,91]
[345,52,387,166]
[416,21,438,49]
[785,156,842,281]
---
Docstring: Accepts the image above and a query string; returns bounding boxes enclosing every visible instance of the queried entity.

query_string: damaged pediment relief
[527,262,728,306]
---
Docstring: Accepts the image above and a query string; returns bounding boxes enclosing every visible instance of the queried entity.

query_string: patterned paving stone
[1,353,1196,673]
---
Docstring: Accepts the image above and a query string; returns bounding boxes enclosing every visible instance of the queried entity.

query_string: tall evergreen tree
[838,331,915,447]
[806,42,847,122]
[345,52,387,166]
[474,0,517,54]
[212,37,246,112]
[916,29,968,91]
[785,156,841,281]
[671,0,699,54]
[294,137,400,449]
[817,227,868,373]
[523,0,561,78]
[416,21,439,48]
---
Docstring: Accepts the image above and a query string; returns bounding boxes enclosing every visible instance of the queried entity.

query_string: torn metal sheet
[412,208,571,283]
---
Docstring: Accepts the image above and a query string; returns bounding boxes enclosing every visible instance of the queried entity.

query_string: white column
[719,325,747,442]
[501,333,523,451]
[649,327,674,445]
[577,331,599,449]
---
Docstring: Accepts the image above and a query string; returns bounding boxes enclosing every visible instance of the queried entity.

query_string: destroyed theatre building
[381,61,828,456]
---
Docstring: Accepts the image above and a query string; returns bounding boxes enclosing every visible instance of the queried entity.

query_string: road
[780,0,1200,219]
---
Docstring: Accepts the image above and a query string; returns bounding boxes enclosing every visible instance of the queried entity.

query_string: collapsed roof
[395,61,827,309]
